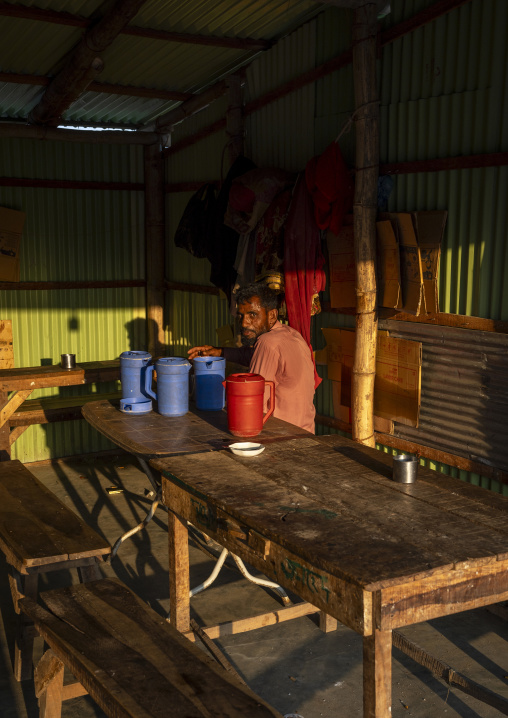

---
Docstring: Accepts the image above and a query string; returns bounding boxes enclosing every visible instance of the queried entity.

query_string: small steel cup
[392,454,418,483]
[61,353,76,370]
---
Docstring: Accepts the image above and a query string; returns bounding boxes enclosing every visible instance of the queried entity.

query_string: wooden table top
[0,360,120,391]
[82,399,312,458]
[153,434,508,593]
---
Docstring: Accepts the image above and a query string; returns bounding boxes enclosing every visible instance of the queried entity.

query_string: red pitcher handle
[262,381,275,424]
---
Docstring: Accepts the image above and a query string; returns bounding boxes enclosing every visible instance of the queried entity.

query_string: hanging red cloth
[305,141,354,235]
[284,174,326,389]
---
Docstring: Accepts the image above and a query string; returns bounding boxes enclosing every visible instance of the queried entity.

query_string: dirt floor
[1,453,507,718]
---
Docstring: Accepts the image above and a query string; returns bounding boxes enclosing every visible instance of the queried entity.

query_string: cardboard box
[376,220,402,309]
[380,213,424,315]
[0,207,25,282]
[412,210,447,314]
[327,217,356,309]
[322,327,422,427]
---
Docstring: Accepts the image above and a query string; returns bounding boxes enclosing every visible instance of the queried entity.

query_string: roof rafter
[28,0,149,126]
[0,2,271,50]
[0,72,193,103]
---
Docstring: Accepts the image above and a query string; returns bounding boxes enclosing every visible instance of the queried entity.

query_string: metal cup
[61,353,76,370]
[392,454,418,483]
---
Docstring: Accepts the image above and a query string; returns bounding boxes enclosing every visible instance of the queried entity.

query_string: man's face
[237,296,277,347]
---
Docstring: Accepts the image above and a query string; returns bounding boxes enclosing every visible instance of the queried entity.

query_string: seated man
[188,282,316,433]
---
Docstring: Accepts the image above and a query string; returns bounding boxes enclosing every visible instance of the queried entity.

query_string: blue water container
[119,350,152,414]
[193,356,226,411]
[145,357,191,417]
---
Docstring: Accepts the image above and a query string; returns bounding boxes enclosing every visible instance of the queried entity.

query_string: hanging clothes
[305,141,354,236]
[284,174,326,390]
[208,155,257,301]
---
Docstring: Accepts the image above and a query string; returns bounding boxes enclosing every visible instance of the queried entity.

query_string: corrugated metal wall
[4,0,507,489]
[165,96,232,353]
[0,139,145,462]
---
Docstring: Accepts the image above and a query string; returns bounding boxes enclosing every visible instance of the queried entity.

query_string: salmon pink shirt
[249,321,316,433]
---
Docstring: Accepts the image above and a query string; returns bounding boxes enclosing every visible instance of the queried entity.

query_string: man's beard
[240,332,257,347]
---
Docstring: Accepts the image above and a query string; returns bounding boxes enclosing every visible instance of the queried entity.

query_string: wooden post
[144,142,166,357]
[226,73,244,167]
[352,2,379,448]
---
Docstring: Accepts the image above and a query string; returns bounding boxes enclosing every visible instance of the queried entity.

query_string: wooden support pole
[155,80,228,133]
[144,143,166,357]
[29,0,148,125]
[225,74,244,167]
[351,2,379,448]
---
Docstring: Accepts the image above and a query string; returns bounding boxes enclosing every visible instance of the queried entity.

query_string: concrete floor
[1,453,507,718]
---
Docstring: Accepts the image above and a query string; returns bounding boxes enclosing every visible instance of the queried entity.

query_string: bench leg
[13,572,38,681]
[35,650,64,718]
[77,560,102,583]
[168,510,190,633]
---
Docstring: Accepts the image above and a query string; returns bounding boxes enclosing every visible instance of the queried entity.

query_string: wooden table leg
[363,626,392,718]
[168,509,190,633]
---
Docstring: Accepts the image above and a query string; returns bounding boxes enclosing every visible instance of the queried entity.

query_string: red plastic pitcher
[223,373,275,438]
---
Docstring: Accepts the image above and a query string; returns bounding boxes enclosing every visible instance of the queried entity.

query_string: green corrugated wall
[0,139,145,462]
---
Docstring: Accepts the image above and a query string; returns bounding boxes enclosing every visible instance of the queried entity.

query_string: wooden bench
[0,460,111,681]
[8,390,123,426]
[20,578,282,718]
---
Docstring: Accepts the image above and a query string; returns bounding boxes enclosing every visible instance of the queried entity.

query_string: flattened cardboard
[375,333,422,427]
[381,213,424,315]
[376,220,402,309]
[327,217,356,309]
[322,327,422,427]
[412,210,447,314]
[0,207,25,282]
[0,319,14,368]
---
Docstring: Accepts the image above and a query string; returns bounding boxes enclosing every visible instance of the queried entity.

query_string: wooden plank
[20,579,282,717]
[0,460,110,571]
[0,389,33,425]
[378,559,508,629]
[9,390,122,426]
[393,631,508,715]
[187,603,319,640]
[0,360,120,391]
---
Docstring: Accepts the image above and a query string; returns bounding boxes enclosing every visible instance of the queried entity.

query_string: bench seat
[21,578,282,718]
[8,390,123,426]
[0,460,111,680]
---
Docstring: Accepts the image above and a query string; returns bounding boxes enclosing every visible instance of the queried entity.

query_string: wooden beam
[0,122,159,146]
[155,80,228,132]
[0,177,144,190]
[0,280,145,291]
[144,143,166,357]
[0,72,193,103]
[351,2,379,448]
[225,74,244,168]
[165,0,472,151]
[0,2,270,51]
[28,0,149,126]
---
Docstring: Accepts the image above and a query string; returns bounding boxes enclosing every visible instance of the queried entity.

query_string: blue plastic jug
[119,350,152,414]
[145,357,191,417]
[193,356,226,411]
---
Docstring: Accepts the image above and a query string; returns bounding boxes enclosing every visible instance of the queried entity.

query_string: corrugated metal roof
[0,0,324,127]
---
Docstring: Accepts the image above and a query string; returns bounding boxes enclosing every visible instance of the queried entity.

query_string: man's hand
[187,345,223,361]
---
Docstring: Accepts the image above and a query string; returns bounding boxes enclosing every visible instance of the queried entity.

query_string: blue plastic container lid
[119,397,152,414]
[156,357,191,371]
[120,350,152,361]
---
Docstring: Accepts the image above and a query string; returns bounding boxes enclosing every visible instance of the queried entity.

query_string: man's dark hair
[236,282,281,311]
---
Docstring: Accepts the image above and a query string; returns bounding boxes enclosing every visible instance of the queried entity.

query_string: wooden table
[82,398,311,458]
[152,433,508,718]
[0,361,120,458]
